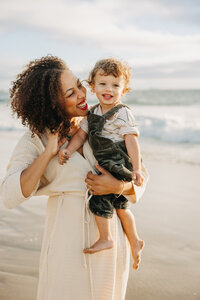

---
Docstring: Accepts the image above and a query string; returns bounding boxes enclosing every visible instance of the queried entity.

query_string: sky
[0,0,200,90]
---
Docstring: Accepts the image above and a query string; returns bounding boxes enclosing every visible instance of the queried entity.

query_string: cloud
[0,0,200,89]
[1,0,200,65]
[134,60,200,78]
[1,0,200,35]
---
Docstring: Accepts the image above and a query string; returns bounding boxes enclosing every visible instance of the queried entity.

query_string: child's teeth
[104,95,112,99]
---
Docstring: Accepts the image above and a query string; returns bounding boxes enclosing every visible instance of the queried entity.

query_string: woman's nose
[77,86,86,98]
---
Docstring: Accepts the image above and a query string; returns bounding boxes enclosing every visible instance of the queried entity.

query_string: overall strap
[89,103,100,114]
[103,104,126,120]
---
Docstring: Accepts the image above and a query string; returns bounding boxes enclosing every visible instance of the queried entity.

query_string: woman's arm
[85,164,135,198]
[1,131,66,208]
[21,132,66,197]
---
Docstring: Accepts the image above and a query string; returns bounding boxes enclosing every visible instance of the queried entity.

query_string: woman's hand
[85,164,124,196]
[45,132,67,159]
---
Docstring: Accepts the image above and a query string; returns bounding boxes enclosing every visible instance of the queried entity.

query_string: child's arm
[125,134,143,186]
[58,128,87,165]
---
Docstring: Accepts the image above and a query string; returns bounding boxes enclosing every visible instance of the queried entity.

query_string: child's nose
[105,85,112,92]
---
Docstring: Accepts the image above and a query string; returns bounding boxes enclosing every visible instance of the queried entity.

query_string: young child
[59,58,144,269]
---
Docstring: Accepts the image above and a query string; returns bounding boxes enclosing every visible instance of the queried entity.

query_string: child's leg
[116,209,144,269]
[83,215,114,254]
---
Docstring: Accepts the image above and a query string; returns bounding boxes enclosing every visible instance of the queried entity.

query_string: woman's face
[60,69,88,119]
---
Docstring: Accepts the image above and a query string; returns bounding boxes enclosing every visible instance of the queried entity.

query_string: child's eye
[113,84,119,87]
[100,82,105,85]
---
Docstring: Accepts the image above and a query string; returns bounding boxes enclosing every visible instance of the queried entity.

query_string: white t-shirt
[80,104,139,143]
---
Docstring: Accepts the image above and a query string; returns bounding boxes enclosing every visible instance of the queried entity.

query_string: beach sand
[0,132,200,300]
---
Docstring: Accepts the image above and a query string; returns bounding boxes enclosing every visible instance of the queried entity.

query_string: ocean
[0,89,200,165]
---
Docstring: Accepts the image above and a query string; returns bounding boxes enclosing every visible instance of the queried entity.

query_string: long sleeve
[0,130,44,209]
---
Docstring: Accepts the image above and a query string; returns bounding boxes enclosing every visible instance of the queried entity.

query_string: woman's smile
[77,99,88,110]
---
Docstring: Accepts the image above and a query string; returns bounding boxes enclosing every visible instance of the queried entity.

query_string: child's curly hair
[10,55,71,138]
[88,58,131,92]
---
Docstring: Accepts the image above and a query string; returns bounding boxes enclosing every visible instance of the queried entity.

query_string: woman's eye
[67,91,74,98]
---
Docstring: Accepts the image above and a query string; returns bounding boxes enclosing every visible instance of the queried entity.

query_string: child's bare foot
[83,239,114,254]
[131,240,144,270]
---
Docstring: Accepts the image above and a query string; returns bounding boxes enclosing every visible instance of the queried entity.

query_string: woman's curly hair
[10,55,71,138]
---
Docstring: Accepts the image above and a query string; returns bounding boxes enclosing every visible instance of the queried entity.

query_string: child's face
[91,70,126,109]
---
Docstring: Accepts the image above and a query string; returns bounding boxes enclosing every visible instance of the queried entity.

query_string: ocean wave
[1,114,199,144]
[138,115,200,143]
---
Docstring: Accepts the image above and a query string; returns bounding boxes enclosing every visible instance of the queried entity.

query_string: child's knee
[116,208,128,217]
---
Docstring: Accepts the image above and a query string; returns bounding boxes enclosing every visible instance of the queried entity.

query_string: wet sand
[127,160,200,300]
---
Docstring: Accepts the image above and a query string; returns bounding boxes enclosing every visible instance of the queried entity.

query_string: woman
[0,56,146,300]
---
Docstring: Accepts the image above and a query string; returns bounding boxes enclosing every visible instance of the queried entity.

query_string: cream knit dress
[1,130,133,300]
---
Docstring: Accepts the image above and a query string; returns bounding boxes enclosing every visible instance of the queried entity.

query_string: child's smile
[102,93,113,101]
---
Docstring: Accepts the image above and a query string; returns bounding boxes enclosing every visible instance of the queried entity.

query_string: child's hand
[58,149,71,165]
[132,170,143,186]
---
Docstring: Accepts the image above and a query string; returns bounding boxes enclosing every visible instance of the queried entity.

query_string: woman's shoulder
[14,129,45,154]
